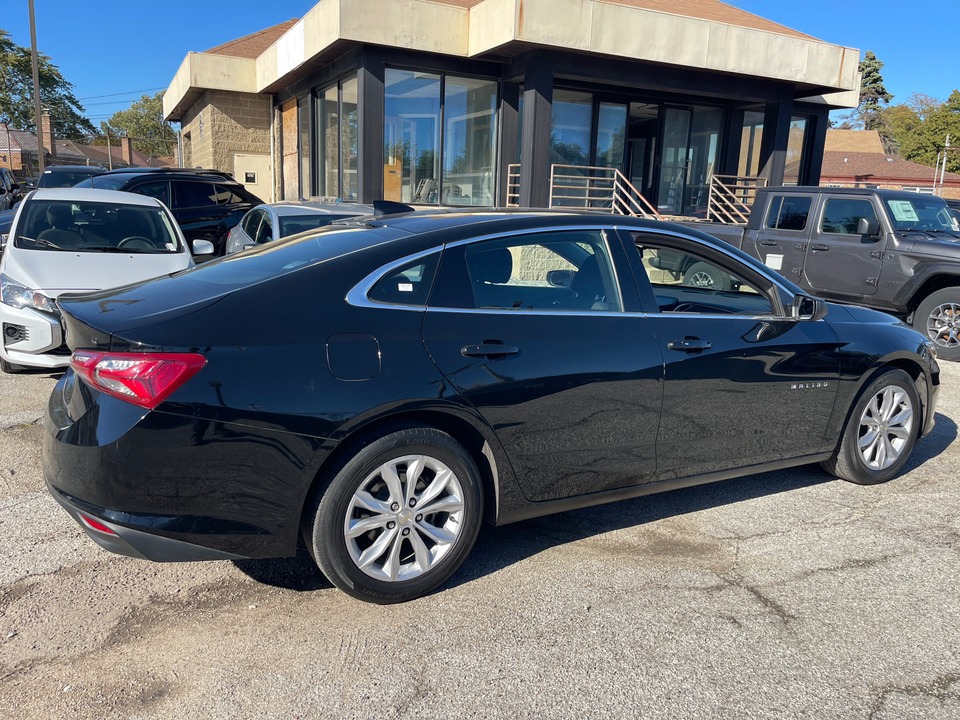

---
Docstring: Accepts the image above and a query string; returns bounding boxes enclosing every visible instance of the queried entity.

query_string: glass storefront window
[739,111,765,177]
[317,86,339,198]
[384,69,441,203]
[784,116,808,185]
[341,78,359,201]
[443,77,497,206]
[550,90,592,166]
[685,107,723,217]
[298,96,311,198]
[595,103,627,169]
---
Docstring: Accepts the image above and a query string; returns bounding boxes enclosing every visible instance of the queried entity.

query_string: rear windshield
[14,200,182,253]
[78,175,128,191]
[884,197,959,232]
[176,225,408,292]
[38,169,104,188]
[279,214,358,238]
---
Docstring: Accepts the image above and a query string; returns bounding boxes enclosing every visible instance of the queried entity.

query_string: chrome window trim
[345,247,442,311]
[424,306,794,322]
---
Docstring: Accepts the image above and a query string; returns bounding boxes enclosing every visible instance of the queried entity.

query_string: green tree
[883,90,960,173]
[857,51,893,131]
[0,28,94,137]
[97,92,176,157]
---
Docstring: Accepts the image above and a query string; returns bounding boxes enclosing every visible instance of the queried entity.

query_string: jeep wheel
[682,262,733,291]
[914,288,960,361]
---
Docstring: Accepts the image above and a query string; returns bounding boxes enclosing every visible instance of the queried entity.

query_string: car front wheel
[821,368,920,485]
[307,427,483,603]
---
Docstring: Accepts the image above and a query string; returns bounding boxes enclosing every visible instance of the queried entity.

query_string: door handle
[461,344,519,358]
[811,244,829,251]
[760,240,778,246]
[667,337,712,353]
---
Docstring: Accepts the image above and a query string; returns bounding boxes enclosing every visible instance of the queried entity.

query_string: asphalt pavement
[1,362,959,719]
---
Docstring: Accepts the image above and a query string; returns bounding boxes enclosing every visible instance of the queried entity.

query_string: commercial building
[162,0,861,214]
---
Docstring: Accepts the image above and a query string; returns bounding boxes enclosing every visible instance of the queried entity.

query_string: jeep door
[803,196,884,296]
[750,193,813,285]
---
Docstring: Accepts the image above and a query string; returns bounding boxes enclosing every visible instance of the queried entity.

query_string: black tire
[821,369,920,485]
[307,427,483,604]
[0,358,23,374]
[682,261,733,291]
[913,288,960,362]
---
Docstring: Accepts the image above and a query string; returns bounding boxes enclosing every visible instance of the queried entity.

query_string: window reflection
[384,70,441,203]
[443,77,497,206]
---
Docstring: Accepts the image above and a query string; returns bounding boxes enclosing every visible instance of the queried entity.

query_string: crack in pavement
[868,673,960,719]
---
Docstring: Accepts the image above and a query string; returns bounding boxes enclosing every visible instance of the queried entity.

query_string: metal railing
[506,163,521,207]
[705,174,767,224]
[548,164,661,219]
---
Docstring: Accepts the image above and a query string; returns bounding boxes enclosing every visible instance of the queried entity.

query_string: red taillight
[70,351,206,409]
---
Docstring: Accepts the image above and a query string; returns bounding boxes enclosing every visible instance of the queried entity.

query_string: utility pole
[105,129,113,171]
[28,0,45,174]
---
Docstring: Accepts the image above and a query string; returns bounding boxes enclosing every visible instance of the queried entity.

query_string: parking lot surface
[1,363,959,719]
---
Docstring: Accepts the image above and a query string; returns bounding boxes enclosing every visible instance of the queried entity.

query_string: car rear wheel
[682,262,732,291]
[821,368,920,485]
[913,288,960,361]
[308,427,483,604]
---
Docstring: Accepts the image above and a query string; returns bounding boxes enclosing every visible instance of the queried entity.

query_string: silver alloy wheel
[688,271,714,287]
[344,454,465,582]
[857,384,914,471]
[925,302,960,349]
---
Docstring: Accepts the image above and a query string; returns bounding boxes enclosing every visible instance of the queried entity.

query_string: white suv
[0,188,212,373]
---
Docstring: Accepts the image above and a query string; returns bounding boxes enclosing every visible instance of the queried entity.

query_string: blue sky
[3,0,958,129]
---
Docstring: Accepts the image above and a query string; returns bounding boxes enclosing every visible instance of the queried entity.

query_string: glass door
[657,107,692,216]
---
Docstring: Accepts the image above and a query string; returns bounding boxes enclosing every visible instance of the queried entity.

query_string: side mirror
[546,269,573,288]
[857,217,880,237]
[792,294,827,322]
[191,239,215,256]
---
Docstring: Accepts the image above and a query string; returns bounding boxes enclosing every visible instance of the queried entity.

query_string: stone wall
[179,90,271,174]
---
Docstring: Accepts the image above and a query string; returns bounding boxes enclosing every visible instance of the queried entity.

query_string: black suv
[0,168,20,211]
[76,167,263,255]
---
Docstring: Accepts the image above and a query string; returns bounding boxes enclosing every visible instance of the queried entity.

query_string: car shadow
[233,412,957,596]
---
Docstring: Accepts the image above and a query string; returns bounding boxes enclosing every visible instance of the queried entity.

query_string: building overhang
[165,0,863,118]
[163,53,258,122]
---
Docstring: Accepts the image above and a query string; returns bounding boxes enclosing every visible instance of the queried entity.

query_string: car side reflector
[71,351,206,409]
[79,514,116,535]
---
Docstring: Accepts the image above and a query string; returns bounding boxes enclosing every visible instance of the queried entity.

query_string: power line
[76,87,166,101]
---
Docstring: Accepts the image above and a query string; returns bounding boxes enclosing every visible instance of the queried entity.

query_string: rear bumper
[48,482,245,562]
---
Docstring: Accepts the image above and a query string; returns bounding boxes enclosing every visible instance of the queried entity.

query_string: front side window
[630,232,774,316]
[821,199,877,235]
[437,230,621,312]
[14,200,182,253]
[766,196,811,231]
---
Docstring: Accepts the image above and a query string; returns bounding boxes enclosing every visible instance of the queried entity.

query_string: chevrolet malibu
[44,210,939,603]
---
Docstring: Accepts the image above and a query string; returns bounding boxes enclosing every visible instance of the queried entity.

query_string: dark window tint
[241,209,262,236]
[254,213,273,244]
[214,185,245,205]
[368,254,439,306]
[174,181,218,208]
[132,181,171,206]
[766,196,811,230]
[85,175,127,191]
[821,199,877,234]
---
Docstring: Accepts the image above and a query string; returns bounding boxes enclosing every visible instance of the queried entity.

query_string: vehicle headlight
[0,273,55,312]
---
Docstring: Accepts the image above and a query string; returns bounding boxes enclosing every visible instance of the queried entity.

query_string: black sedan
[43,210,940,603]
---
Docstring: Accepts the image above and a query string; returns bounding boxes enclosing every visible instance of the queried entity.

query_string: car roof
[29,188,166,207]
[761,186,951,201]
[42,165,106,173]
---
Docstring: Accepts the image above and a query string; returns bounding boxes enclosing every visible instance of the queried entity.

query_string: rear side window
[132,181,171,207]
[368,254,439,306]
[766,196,811,230]
[174,181,218,208]
[821,199,877,234]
